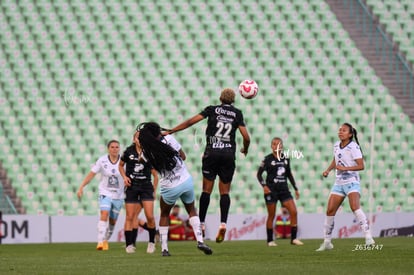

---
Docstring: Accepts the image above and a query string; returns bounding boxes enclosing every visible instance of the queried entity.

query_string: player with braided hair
[138,122,212,256]
[119,131,158,254]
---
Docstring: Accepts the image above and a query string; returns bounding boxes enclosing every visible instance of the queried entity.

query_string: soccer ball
[238,80,258,99]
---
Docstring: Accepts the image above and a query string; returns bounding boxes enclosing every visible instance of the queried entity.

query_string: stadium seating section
[365,0,414,65]
[0,0,413,216]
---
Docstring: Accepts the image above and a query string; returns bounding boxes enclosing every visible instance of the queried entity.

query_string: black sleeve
[238,109,246,127]
[286,159,298,191]
[199,105,211,118]
[256,161,266,187]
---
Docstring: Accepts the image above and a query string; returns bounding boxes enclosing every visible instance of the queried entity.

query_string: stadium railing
[0,183,18,214]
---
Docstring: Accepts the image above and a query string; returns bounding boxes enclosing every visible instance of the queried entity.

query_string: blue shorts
[330,182,361,197]
[99,195,123,220]
[160,176,195,205]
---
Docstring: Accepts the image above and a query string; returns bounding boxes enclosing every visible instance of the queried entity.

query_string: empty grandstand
[0,0,413,217]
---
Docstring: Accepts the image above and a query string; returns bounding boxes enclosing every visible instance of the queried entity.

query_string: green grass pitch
[1,237,413,274]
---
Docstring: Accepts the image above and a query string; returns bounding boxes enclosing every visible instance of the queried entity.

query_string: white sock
[354,208,372,238]
[105,223,115,241]
[324,216,335,243]
[159,226,169,251]
[97,220,107,243]
[189,216,203,243]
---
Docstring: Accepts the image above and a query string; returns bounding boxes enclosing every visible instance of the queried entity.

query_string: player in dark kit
[167,88,250,243]
[257,137,303,246]
[119,131,158,254]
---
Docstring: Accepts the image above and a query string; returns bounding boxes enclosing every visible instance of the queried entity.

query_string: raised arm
[168,114,205,134]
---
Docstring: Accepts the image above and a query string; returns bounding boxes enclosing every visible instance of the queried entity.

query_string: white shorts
[330,182,361,197]
[160,176,195,205]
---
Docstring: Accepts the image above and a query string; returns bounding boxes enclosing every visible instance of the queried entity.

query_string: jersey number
[215,122,232,139]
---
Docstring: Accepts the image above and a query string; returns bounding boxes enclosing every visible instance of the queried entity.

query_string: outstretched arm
[168,114,204,134]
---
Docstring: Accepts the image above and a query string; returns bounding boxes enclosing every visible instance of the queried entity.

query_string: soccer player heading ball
[167,88,251,243]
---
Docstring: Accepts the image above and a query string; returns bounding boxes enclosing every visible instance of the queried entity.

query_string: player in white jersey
[137,122,212,256]
[77,140,124,251]
[316,123,375,251]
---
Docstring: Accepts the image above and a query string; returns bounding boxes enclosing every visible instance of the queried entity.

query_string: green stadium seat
[0,0,412,216]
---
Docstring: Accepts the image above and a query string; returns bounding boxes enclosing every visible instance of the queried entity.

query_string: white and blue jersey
[91,155,125,200]
[333,141,363,185]
[159,135,194,205]
[159,135,191,189]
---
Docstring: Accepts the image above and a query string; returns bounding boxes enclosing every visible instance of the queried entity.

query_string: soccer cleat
[102,240,109,250]
[291,239,304,245]
[96,242,104,250]
[215,226,226,243]
[147,242,156,254]
[197,242,213,255]
[126,245,136,254]
[267,241,277,247]
[316,242,334,251]
[162,249,171,257]
[365,237,375,246]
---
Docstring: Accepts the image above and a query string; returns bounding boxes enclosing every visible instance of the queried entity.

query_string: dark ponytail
[138,122,179,174]
[344,122,362,154]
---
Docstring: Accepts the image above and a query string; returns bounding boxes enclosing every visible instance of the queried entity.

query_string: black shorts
[202,151,235,183]
[264,190,293,205]
[125,184,154,204]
